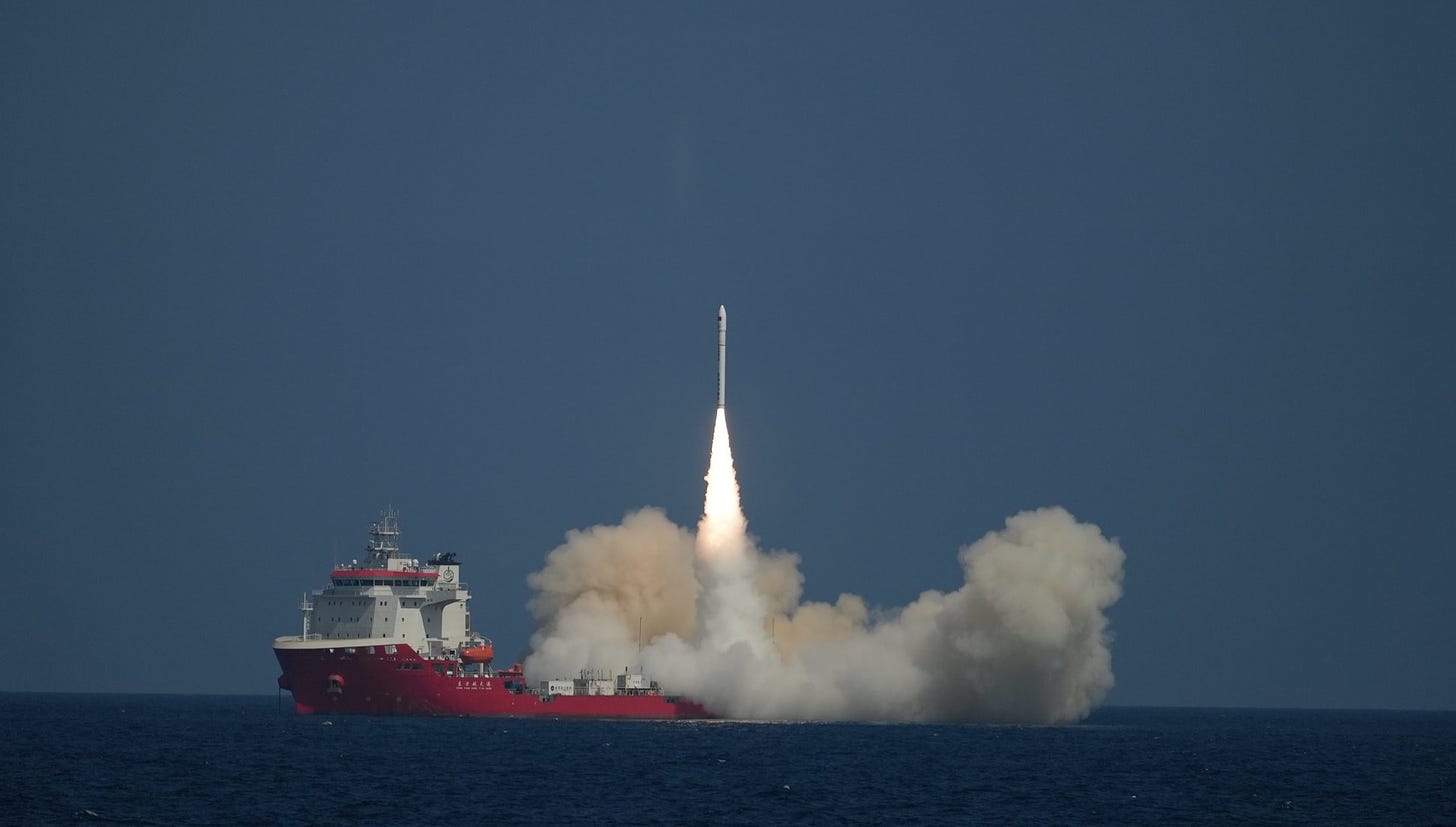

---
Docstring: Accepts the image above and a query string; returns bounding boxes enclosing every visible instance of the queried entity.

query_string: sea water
[1,694,1451,824]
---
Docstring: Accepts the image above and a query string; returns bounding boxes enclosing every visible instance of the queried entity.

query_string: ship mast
[367,508,402,565]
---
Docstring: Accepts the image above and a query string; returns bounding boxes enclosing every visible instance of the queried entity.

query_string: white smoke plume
[523,411,1125,723]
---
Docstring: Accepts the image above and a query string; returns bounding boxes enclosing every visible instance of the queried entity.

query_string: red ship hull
[275,643,712,719]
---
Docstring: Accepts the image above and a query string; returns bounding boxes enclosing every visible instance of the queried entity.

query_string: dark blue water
[1,695,1452,825]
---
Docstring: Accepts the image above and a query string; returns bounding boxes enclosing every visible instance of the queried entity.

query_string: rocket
[716,305,727,409]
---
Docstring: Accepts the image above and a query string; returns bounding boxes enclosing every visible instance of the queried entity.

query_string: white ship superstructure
[276,509,485,662]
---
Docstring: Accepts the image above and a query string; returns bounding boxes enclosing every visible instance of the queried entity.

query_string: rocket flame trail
[698,408,746,561]
[522,306,1126,723]
[695,406,771,655]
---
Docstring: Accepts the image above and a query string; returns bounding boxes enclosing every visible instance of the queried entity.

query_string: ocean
[1,694,1451,825]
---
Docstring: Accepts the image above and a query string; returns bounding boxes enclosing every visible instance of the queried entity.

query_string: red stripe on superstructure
[331,569,439,579]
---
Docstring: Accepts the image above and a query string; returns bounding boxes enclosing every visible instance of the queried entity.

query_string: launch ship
[273,510,711,718]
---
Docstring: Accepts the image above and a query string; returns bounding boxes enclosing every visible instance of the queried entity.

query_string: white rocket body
[716,305,727,409]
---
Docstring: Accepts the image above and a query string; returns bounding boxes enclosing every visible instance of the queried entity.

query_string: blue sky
[3,2,1453,709]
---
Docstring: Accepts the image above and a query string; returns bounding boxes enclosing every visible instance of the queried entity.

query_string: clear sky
[3,3,1453,709]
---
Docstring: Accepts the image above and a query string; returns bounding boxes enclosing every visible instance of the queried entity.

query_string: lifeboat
[460,643,494,664]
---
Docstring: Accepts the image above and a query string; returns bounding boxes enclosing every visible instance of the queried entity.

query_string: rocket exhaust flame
[694,405,770,656]
[698,408,745,560]
[522,306,1125,723]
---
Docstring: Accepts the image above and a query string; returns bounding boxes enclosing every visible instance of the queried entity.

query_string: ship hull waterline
[275,642,713,719]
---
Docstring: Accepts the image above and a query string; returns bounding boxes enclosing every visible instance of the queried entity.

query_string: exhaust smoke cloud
[525,407,1125,724]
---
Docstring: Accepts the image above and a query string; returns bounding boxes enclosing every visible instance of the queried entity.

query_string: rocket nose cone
[718,305,726,322]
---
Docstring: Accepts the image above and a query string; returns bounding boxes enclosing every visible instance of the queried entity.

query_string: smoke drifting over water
[525,410,1125,723]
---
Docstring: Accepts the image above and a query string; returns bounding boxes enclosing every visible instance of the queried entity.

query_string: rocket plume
[522,306,1125,723]
[694,407,769,656]
[698,409,746,562]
